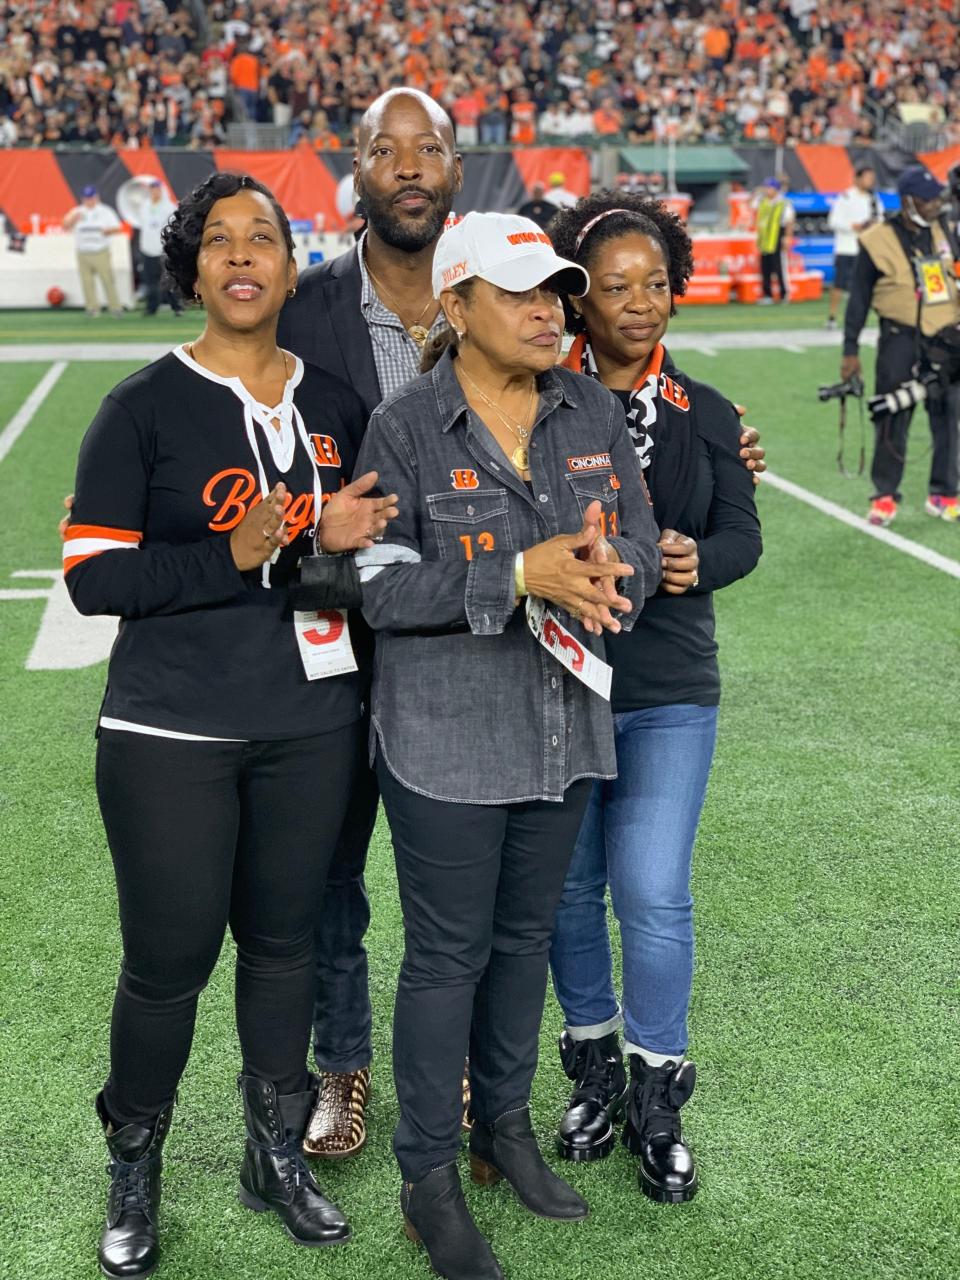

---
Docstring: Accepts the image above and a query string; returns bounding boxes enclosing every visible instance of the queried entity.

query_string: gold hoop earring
[193,291,202,304]
[455,328,465,342]
[287,288,297,298]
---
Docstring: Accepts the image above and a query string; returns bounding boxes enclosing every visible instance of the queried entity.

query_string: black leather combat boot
[556,1030,629,1162]
[237,1073,351,1245]
[621,1053,698,1202]
[470,1106,588,1220]
[96,1092,173,1279]
[401,1163,503,1280]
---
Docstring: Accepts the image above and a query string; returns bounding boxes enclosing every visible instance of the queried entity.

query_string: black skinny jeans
[96,722,361,1126]
[378,757,591,1183]
[871,320,960,501]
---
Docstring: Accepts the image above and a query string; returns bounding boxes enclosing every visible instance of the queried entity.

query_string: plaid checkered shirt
[357,232,448,401]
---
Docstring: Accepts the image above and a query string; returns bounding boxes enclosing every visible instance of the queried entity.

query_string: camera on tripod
[818,373,864,403]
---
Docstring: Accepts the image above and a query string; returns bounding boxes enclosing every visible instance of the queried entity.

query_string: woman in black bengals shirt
[66,173,396,1277]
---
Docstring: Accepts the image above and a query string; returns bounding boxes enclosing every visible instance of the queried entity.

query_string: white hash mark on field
[763,472,960,581]
[0,362,67,464]
[0,571,116,668]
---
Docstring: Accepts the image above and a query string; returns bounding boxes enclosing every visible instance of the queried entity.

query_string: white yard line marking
[764,470,960,580]
[0,361,66,465]
[0,344,172,363]
[781,343,805,354]
[0,329,880,363]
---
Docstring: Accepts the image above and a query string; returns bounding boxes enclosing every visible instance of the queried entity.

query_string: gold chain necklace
[459,365,536,473]
[366,262,437,348]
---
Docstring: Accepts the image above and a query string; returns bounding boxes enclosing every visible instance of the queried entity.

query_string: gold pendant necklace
[459,365,536,473]
[366,260,436,348]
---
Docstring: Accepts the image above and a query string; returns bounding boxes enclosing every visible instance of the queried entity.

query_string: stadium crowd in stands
[0,0,957,151]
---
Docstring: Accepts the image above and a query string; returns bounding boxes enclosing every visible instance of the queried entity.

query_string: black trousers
[96,722,360,1126]
[311,742,378,1073]
[140,254,181,316]
[872,321,960,501]
[378,757,591,1182]
[760,243,789,300]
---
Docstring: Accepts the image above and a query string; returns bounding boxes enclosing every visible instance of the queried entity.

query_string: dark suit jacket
[276,246,384,419]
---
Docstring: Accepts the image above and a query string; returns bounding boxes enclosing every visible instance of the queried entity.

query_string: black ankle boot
[621,1054,698,1203]
[470,1106,588,1220]
[96,1092,173,1279]
[556,1030,628,1162]
[237,1074,351,1246]
[401,1163,503,1280]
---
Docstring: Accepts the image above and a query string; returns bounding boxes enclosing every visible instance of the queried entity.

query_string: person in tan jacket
[841,166,960,525]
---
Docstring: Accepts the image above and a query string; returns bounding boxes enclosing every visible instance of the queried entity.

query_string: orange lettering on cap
[507,231,553,247]
[442,260,469,286]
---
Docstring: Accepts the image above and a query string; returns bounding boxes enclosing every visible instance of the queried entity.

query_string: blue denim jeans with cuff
[549,703,719,1059]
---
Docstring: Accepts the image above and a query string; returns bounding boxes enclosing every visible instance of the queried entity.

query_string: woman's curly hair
[547,189,695,331]
[161,171,294,303]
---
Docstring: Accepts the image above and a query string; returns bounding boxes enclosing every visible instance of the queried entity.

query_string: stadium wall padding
[0,144,950,234]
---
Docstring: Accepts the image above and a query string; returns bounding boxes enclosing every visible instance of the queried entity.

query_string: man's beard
[358,181,454,252]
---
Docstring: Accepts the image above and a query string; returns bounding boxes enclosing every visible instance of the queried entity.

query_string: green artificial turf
[0,297,838,345]
[1,341,958,1280]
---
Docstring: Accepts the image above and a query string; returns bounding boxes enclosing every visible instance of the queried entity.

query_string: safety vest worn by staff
[756,196,787,255]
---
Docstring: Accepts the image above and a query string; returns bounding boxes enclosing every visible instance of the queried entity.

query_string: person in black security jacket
[275,87,464,1154]
[547,193,762,1202]
[66,172,397,1278]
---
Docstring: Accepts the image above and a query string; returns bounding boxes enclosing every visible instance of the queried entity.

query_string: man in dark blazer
[277,87,463,1159]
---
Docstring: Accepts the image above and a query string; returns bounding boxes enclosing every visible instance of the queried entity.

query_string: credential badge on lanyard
[293,609,358,681]
[525,596,612,700]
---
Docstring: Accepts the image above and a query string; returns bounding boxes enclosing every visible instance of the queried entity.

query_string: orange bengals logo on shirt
[310,434,342,466]
[450,468,479,490]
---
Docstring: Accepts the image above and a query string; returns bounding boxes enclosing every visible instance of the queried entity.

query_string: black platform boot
[96,1092,173,1279]
[401,1163,503,1280]
[470,1106,588,1220]
[556,1031,629,1162]
[621,1054,698,1203]
[237,1073,351,1246]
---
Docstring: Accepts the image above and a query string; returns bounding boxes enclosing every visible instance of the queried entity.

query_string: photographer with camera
[841,166,960,526]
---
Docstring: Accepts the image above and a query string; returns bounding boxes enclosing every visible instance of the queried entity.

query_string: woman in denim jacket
[546,194,763,1205]
[352,212,661,1280]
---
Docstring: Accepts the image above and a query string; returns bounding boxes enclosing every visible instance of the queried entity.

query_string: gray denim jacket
[354,347,661,804]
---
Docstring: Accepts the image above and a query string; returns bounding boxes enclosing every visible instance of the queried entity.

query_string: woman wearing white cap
[351,211,662,1278]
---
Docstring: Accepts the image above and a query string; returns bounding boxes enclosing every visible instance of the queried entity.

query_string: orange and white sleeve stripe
[63,523,142,574]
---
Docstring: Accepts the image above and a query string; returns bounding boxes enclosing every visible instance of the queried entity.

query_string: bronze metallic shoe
[302,1067,370,1159]
[462,1058,472,1133]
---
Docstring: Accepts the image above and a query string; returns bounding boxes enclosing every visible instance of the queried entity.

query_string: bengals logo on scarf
[564,337,688,471]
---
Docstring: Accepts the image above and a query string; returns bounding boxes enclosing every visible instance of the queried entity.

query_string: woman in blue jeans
[547,192,763,1202]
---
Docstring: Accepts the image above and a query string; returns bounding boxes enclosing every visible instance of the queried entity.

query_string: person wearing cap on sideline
[63,185,126,317]
[351,210,661,1280]
[842,165,960,525]
[754,177,795,304]
[545,171,578,209]
[136,178,182,317]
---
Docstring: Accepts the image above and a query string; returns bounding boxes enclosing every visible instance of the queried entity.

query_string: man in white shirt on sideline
[826,165,880,330]
[544,170,579,209]
[137,179,182,316]
[63,185,125,317]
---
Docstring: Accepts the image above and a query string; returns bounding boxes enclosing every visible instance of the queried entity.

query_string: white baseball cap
[431,211,590,300]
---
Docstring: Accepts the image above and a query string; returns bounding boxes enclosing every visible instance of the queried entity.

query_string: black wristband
[289,554,362,610]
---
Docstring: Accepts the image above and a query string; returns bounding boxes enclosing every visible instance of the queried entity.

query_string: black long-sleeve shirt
[605,358,762,712]
[66,349,368,739]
